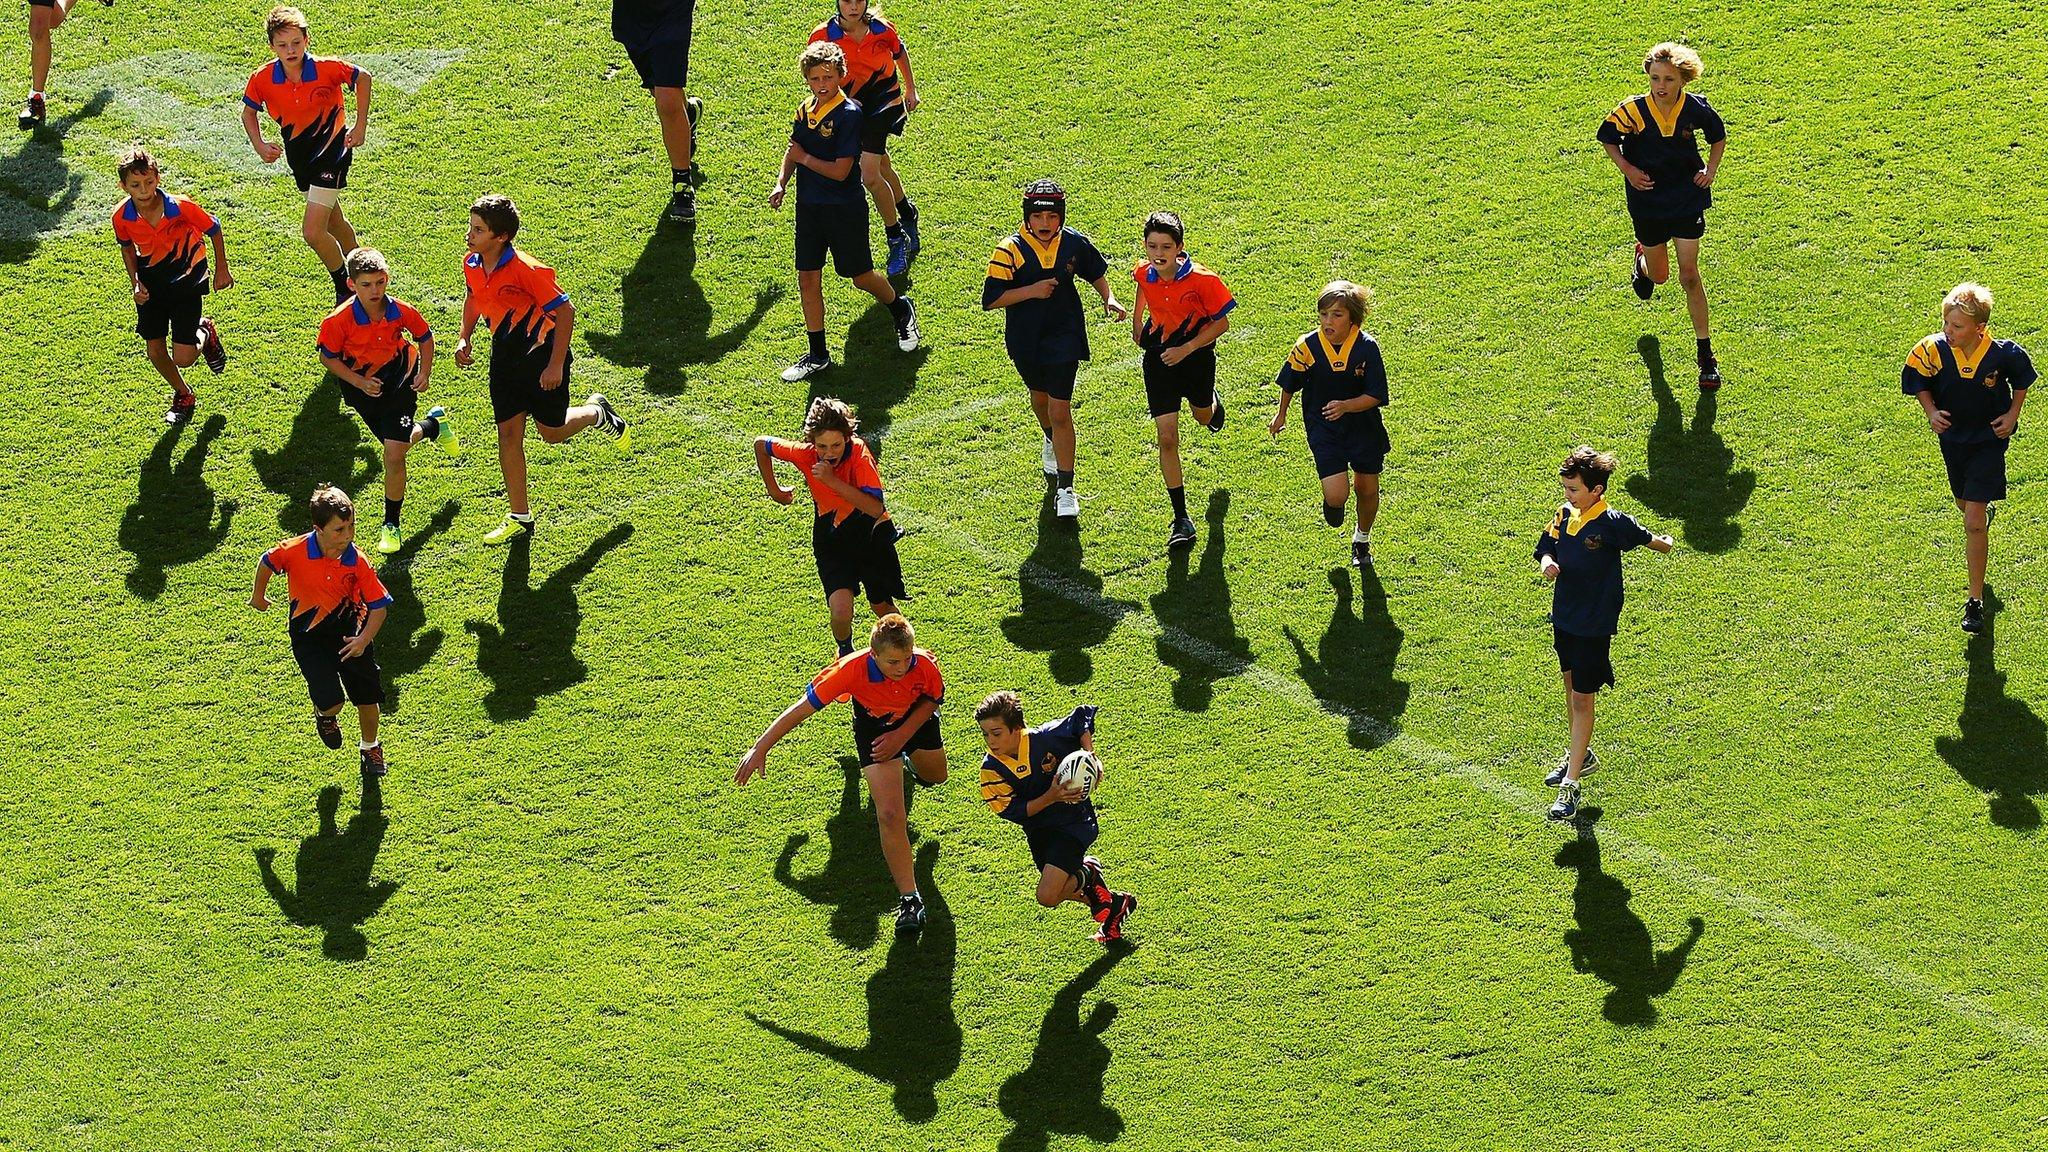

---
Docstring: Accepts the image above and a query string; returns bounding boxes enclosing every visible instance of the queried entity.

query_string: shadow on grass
[1000,487,1137,685]
[1621,335,1754,553]
[1283,565,1409,750]
[775,755,923,952]
[1554,821,1703,1026]
[255,784,396,962]
[0,88,112,264]
[1149,489,1253,711]
[750,840,959,1122]
[1935,588,2048,829]
[374,500,458,715]
[466,524,634,722]
[807,299,930,443]
[251,376,377,533]
[120,414,237,599]
[996,941,1135,1152]
[584,224,782,395]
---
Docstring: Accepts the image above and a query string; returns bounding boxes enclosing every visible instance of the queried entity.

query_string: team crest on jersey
[1038,752,1058,774]
[1331,359,1347,371]
[1984,370,2001,389]
[817,119,836,139]
[1584,534,1604,551]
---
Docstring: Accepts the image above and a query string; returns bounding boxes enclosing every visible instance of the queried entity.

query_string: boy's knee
[1049,404,1073,429]
[1678,268,1705,292]
[1323,502,1345,527]
[651,87,689,118]
[1035,888,1064,909]
[300,221,327,247]
[915,758,948,785]
[873,800,907,831]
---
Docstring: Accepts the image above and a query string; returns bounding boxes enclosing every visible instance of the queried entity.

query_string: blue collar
[864,652,915,681]
[464,246,517,273]
[349,297,401,325]
[120,195,181,222]
[824,15,885,39]
[303,531,358,565]
[271,56,321,85]
[1143,253,1194,284]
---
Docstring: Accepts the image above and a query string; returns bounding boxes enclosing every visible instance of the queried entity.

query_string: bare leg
[497,414,530,516]
[863,760,917,896]
[147,339,191,395]
[1049,398,1075,472]
[860,152,899,227]
[798,269,825,332]
[1566,685,1596,783]
[28,1,71,95]
[1155,412,1184,489]
[826,587,855,650]
[651,86,694,170]
[357,703,380,745]
[326,201,361,261]
[1353,471,1381,535]
[302,201,345,272]
[534,408,600,443]
[1674,238,1710,340]
[382,440,409,504]
[1036,864,1088,908]
[850,269,897,305]
[1960,499,1990,601]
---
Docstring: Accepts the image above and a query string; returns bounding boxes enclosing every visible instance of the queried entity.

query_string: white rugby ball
[1055,749,1103,798]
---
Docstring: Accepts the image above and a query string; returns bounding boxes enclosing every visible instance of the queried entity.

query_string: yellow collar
[1566,499,1609,535]
[1953,330,1994,377]
[1644,92,1685,136]
[993,732,1031,772]
[1019,230,1062,268]
[804,90,847,129]
[1317,328,1360,368]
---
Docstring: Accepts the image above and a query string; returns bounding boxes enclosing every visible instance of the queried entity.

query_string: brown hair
[469,194,520,242]
[800,41,847,77]
[266,5,309,42]
[1316,280,1372,325]
[1143,211,1184,245]
[309,483,354,527]
[1559,446,1620,493]
[975,690,1025,730]
[116,148,161,183]
[802,396,859,443]
[870,613,914,653]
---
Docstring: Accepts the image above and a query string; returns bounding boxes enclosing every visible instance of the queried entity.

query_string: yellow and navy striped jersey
[1596,92,1725,219]
[1535,501,1655,638]
[980,705,1096,831]
[1903,333,2035,444]
[1277,328,1391,445]
[982,228,1109,365]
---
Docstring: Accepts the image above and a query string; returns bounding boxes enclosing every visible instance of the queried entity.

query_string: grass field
[5,0,2048,1147]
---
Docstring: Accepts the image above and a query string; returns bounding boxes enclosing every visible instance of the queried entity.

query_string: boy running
[982,179,1126,522]
[455,194,631,545]
[611,0,704,223]
[317,247,463,554]
[19,0,111,130]
[770,40,921,382]
[737,614,948,936]
[111,149,231,426]
[808,0,922,275]
[1268,280,1390,569]
[1902,282,2034,632]
[251,484,394,785]
[1535,447,1674,821]
[241,5,373,305]
[1599,41,1727,389]
[975,691,1137,944]
[754,397,907,657]
[1131,211,1234,550]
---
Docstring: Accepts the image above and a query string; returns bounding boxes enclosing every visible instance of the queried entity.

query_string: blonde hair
[1316,280,1372,325]
[870,613,914,653]
[1944,283,1994,326]
[343,247,389,280]
[800,41,846,77]
[266,5,309,42]
[1644,42,1702,83]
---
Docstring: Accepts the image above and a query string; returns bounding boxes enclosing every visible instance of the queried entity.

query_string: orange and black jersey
[980,705,1097,833]
[1133,254,1235,351]
[983,228,1110,365]
[112,195,220,295]
[1277,328,1390,446]
[319,296,432,382]
[1903,333,2035,444]
[808,16,906,125]
[244,57,359,175]
[262,531,393,635]
[463,247,569,360]
[1597,92,1725,219]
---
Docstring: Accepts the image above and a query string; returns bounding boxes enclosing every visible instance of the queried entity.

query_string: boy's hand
[1268,412,1286,437]
[132,284,150,304]
[250,592,271,610]
[1160,345,1190,367]
[1321,398,1356,421]
[454,338,473,368]
[539,362,564,390]
[791,144,812,165]
[1623,164,1654,191]
[903,90,920,114]
[255,140,283,164]
[345,125,366,149]
[1103,298,1128,321]
[1927,408,1952,434]
[736,747,768,784]
[1992,411,2020,438]
[1693,167,1716,188]
[1540,557,1561,581]
[339,632,373,661]
[767,482,795,505]
[1050,776,1086,805]
[1023,279,1057,300]
[356,375,383,398]
[768,183,787,210]
[413,373,430,396]
[809,458,842,487]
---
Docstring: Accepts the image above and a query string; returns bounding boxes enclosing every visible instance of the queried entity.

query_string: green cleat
[483,514,534,545]
[427,405,461,456]
[376,524,402,554]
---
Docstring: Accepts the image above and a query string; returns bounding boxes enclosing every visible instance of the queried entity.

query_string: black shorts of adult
[285,146,352,194]
[1306,423,1386,481]
[1142,344,1218,420]
[794,201,874,278]
[614,0,694,87]
[1025,820,1099,878]
[135,290,204,346]
[489,343,573,427]
[813,514,907,603]
[1632,213,1706,248]
[337,361,420,445]
[858,105,907,155]
[291,624,385,711]
[1554,626,1615,693]
[1016,360,1079,404]
[1941,436,2010,503]
[852,701,943,767]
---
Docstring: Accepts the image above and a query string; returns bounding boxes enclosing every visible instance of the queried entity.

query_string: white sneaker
[1040,438,1058,476]
[1056,487,1079,519]
[894,298,921,352]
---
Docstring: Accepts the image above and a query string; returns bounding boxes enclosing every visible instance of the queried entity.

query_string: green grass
[5,0,2048,1148]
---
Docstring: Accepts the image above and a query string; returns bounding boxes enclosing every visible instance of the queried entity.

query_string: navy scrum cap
[1022,178,1066,220]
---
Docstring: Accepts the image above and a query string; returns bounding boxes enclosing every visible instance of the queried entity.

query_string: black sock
[329,266,351,302]
[887,295,911,323]
[1039,424,1053,441]
[417,413,440,442]
[885,222,905,240]
[836,637,854,657]
[807,329,828,359]
[1057,469,1074,488]
[897,198,915,222]
[1323,502,1345,527]
[384,498,402,527]
[1697,337,1715,364]
[672,167,690,187]
[1168,485,1188,520]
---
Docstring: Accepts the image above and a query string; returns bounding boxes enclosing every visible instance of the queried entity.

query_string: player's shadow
[0,87,112,264]
[775,756,923,951]
[251,376,378,533]
[813,303,931,442]
[120,414,237,599]
[584,225,781,394]
[996,941,1135,1152]
[1283,566,1410,749]
[1554,826,1703,1026]
[1935,589,2048,829]
[1148,489,1254,711]
[750,840,960,1123]
[255,785,398,962]
[1622,335,1754,553]
[466,524,634,722]
[1001,488,1137,684]
[372,500,457,715]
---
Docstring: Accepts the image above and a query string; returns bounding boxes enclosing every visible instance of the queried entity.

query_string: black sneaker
[664,182,696,224]
[360,744,387,778]
[781,351,831,382]
[686,94,701,146]
[894,297,921,352]
[1205,389,1226,432]
[18,93,45,130]
[1544,749,1599,788]
[164,391,196,426]
[1963,597,1985,634]
[1080,856,1112,919]
[590,392,630,446]
[1093,892,1137,943]
[315,713,344,750]
[894,892,927,937]
[198,317,227,373]
[1350,537,1372,569]
[1631,245,1654,300]
[1698,360,1722,391]
[901,201,921,260]
[1166,516,1197,551]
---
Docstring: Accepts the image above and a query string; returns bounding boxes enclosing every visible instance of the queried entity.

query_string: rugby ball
[1055,749,1103,798]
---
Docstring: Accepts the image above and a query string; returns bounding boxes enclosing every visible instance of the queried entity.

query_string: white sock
[360,739,379,751]
[1353,528,1371,543]
[508,511,534,523]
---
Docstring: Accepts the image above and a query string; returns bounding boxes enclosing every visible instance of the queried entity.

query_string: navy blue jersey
[1903,334,2035,445]
[1597,92,1725,220]
[1534,502,1655,637]
[790,91,865,205]
[1277,328,1391,450]
[980,705,1098,835]
[983,228,1110,365]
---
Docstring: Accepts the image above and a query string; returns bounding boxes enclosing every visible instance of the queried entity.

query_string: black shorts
[285,144,352,193]
[1142,345,1218,419]
[1025,822,1098,877]
[814,515,907,602]
[1016,360,1080,403]
[1940,437,2010,503]
[851,702,943,767]
[135,290,203,345]
[614,1,694,87]
[291,625,385,712]
[338,361,420,445]
[1306,422,1386,479]
[623,37,691,89]
[794,201,873,277]
[489,344,573,427]
[859,106,907,154]
[1554,627,1615,693]
[1632,213,1706,247]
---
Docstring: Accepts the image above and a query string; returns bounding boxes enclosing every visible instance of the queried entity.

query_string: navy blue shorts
[1016,360,1079,403]
[1025,822,1097,877]
[623,38,690,89]
[794,202,873,277]
[1306,423,1385,480]
[614,1,693,88]
[851,703,942,768]
[1632,213,1706,247]
[1941,437,2009,503]
[1554,627,1615,693]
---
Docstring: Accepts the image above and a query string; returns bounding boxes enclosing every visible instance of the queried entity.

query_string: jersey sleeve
[915,653,944,704]
[983,240,1021,307]
[111,207,133,246]
[179,198,220,237]
[980,760,1026,822]
[1198,273,1237,321]
[1359,337,1390,404]
[1535,505,1566,561]
[1903,336,1942,394]
[1073,234,1108,282]
[242,69,268,111]
[323,58,361,88]
[1613,512,1655,551]
[317,312,346,358]
[807,23,830,43]
[2005,344,2036,392]
[1598,99,1643,144]
[262,539,297,574]
[398,301,433,342]
[1278,336,1314,393]
[355,559,393,610]
[1051,705,1098,742]
[767,440,816,468]
[804,658,858,711]
[846,443,885,500]
[528,263,569,312]
[828,107,864,162]
[1692,95,1726,144]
